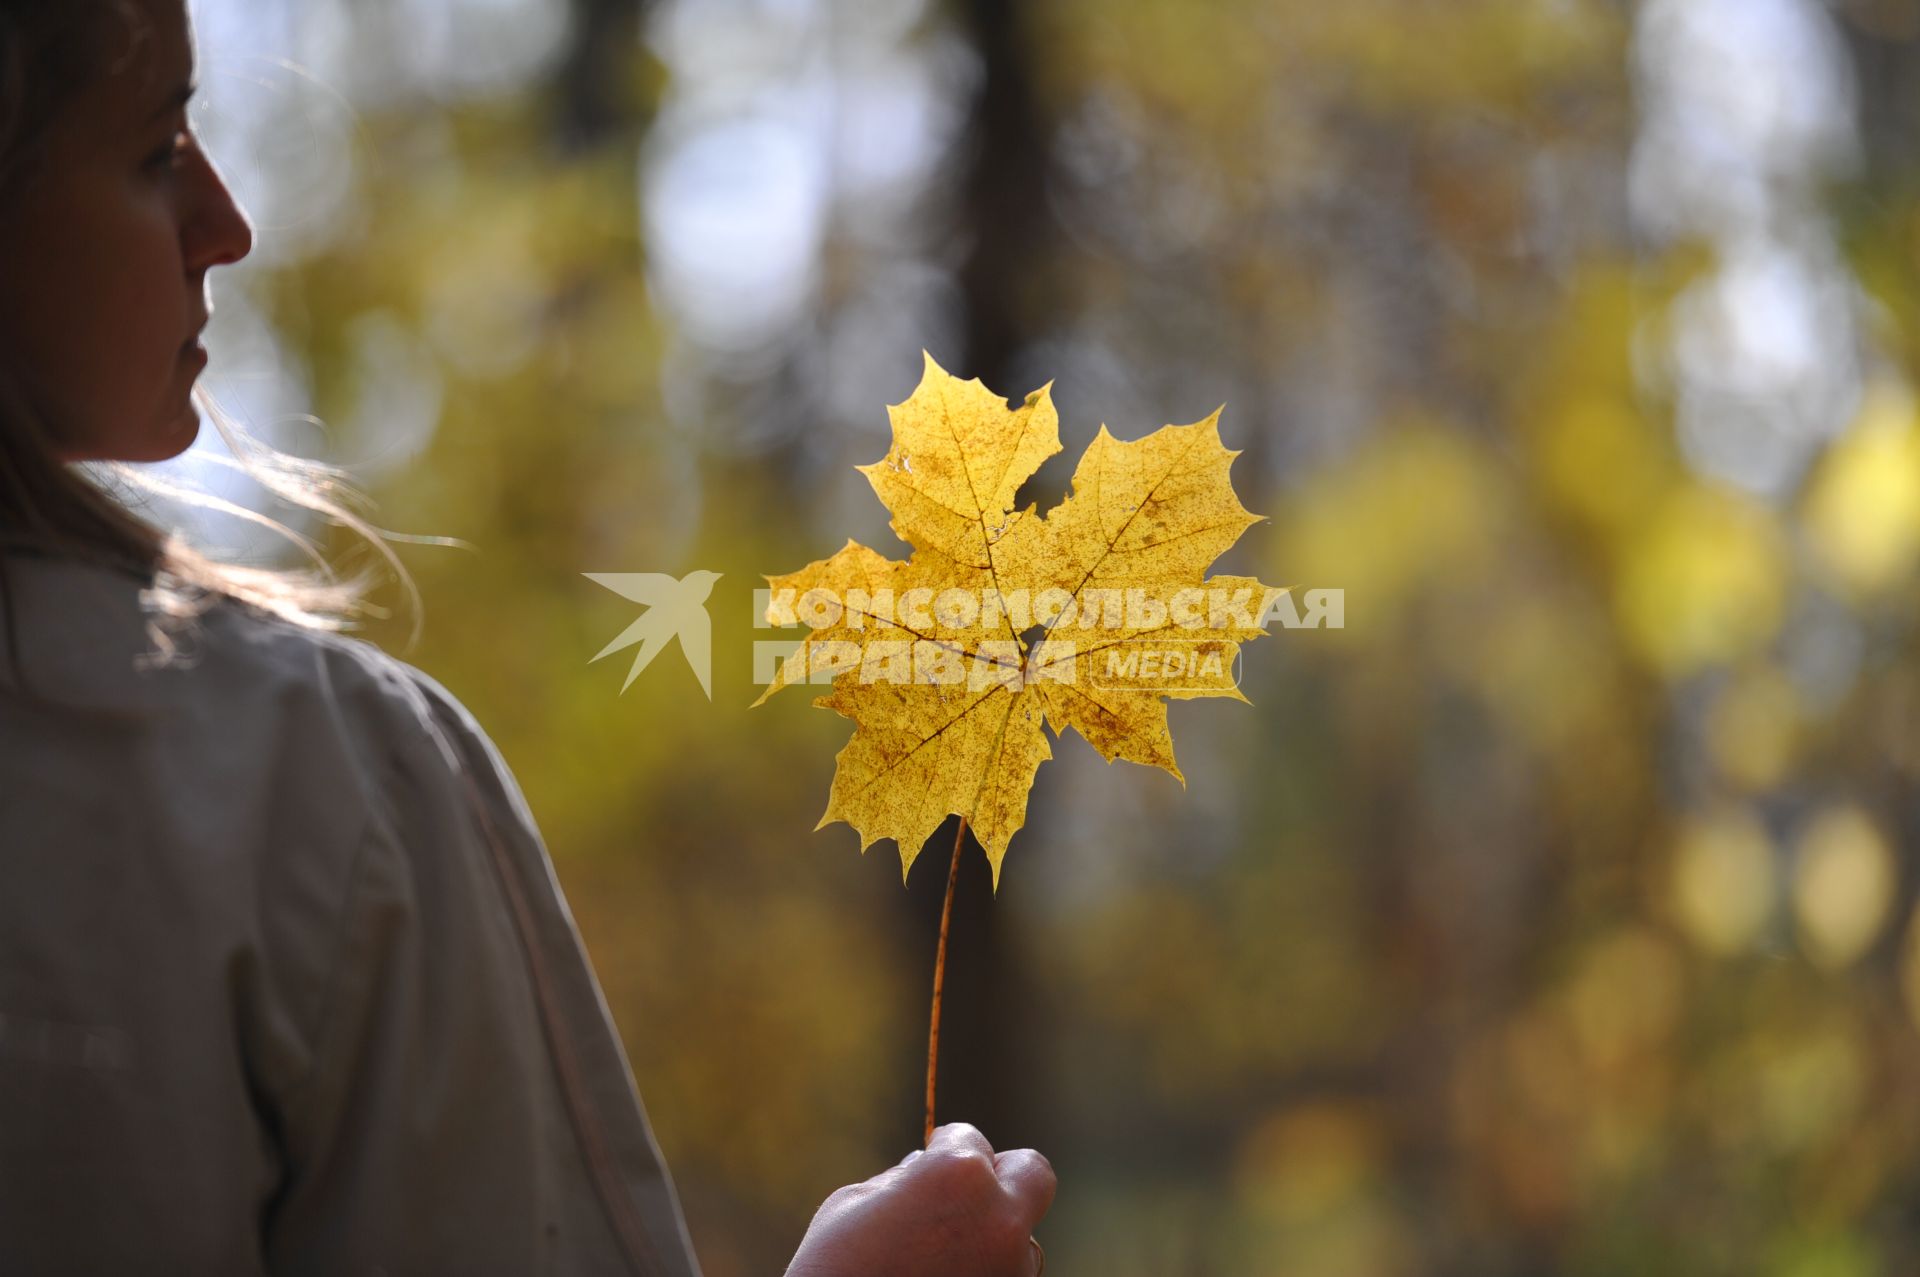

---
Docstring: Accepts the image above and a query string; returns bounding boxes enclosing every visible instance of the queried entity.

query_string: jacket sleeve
[259,658,704,1277]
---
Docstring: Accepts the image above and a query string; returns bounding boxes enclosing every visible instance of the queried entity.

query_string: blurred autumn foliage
[176,0,1920,1272]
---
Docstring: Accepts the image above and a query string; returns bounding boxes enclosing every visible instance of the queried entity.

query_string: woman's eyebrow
[145,80,196,123]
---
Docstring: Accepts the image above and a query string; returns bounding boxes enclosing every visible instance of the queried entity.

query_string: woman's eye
[145,130,190,171]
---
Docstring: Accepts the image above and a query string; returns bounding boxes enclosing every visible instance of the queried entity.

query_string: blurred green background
[164,0,1920,1272]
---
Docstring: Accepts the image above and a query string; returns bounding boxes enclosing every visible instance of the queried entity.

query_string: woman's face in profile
[0,0,253,464]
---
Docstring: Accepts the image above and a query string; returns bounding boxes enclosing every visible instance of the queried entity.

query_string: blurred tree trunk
[491,0,656,548]
[1833,4,1920,975]
[552,0,651,154]
[952,0,1055,382]
[1837,6,1920,163]
[899,0,1060,1158]
[1838,3,1920,382]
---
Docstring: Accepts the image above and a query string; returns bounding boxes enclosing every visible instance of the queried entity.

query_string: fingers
[920,1123,1057,1228]
[879,1126,1054,1275]
[926,1121,996,1160]
[993,1147,1057,1227]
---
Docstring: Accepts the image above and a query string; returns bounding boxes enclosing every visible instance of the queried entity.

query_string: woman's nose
[183,147,254,272]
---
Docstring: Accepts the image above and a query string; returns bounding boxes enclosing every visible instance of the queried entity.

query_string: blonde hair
[0,1,431,691]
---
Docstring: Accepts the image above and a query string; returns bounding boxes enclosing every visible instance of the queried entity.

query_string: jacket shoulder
[187,599,453,763]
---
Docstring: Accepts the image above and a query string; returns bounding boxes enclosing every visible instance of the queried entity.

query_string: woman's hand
[785,1122,1056,1277]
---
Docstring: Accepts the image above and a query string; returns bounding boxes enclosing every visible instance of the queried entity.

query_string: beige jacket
[0,549,704,1276]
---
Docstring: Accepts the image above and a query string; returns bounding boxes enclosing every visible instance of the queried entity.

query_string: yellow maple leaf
[756,352,1284,891]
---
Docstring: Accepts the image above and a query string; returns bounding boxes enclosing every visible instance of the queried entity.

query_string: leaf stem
[924,814,968,1145]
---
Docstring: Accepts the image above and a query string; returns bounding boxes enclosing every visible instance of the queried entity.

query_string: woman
[0,1,1055,1272]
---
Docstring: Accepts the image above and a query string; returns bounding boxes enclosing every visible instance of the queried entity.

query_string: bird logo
[584,570,723,698]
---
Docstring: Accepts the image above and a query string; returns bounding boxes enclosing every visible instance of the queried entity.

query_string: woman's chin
[149,408,202,462]
[87,410,202,464]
